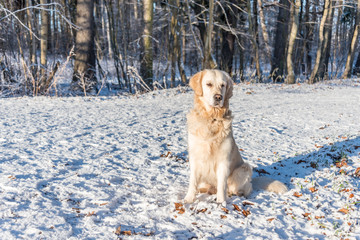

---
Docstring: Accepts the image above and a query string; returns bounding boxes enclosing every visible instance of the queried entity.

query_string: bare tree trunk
[119,0,131,90]
[309,0,330,84]
[271,0,290,82]
[174,0,187,85]
[203,0,215,69]
[257,0,272,64]
[238,1,247,81]
[353,51,360,75]
[247,0,261,78]
[40,0,49,91]
[303,0,311,76]
[318,0,334,80]
[140,0,153,87]
[306,2,316,76]
[169,0,177,87]
[72,0,97,92]
[342,0,360,79]
[220,0,237,75]
[294,0,303,75]
[334,0,343,77]
[286,0,300,84]
[26,0,37,79]
[105,1,113,59]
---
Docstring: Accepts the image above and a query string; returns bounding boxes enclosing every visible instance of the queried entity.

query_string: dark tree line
[0,0,360,95]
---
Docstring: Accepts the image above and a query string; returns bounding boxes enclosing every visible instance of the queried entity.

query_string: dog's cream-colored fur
[184,69,287,205]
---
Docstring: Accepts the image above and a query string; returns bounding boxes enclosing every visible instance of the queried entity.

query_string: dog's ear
[189,71,204,96]
[223,72,233,100]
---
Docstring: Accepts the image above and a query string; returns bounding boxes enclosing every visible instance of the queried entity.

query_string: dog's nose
[214,94,222,102]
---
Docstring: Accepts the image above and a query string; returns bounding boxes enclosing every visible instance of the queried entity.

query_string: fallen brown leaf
[232,204,241,212]
[222,207,229,214]
[174,202,185,214]
[255,169,270,175]
[220,215,227,219]
[355,167,360,177]
[339,188,353,193]
[339,169,347,175]
[115,226,121,235]
[309,187,318,193]
[242,201,255,206]
[86,211,96,217]
[267,218,275,222]
[197,208,207,214]
[242,209,251,217]
[293,192,302,198]
[338,208,349,214]
[303,213,311,218]
[122,231,132,236]
[160,152,171,158]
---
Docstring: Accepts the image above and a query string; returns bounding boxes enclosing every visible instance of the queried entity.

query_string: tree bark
[203,0,215,69]
[318,0,334,80]
[309,0,330,84]
[247,0,261,78]
[286,0,300,84]
[220,0,237,75]
[72,0,97,92]
[140,0,153,87]
[26,0,37,79]
[342,0,360,78]
[257,0,272,64]
[271,0,290,82]
[40,0,49,90]
[304,0,313,76]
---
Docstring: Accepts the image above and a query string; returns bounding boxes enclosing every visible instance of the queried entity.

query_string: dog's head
[189,69,233,109]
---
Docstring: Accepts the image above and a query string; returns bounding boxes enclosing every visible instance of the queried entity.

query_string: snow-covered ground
[0,80,360,239]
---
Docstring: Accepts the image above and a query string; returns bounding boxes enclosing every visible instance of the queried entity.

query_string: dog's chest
[187,110,232,141]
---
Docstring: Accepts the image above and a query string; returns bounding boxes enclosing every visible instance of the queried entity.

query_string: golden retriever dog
[184,69,288,205]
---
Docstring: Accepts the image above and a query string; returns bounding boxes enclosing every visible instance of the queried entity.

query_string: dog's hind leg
[227,163,253,197]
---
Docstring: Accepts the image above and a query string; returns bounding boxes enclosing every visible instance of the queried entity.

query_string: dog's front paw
[183,194,196,204]
[216,195,226,207]
[216,199,227,207]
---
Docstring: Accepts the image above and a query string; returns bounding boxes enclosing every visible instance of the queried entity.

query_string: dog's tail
[252,177,288,194]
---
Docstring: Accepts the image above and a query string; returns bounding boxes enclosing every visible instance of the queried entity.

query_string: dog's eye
[221,84,225,88]
[206,83,213,87]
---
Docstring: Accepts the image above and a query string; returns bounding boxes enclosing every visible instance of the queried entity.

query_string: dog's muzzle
[214,94,222,106]
[214,94,223,103]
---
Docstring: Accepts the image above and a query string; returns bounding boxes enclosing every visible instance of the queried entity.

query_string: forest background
[0,0,360,96]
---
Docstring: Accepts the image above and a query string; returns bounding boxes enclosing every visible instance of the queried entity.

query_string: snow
[0,81,360,239]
